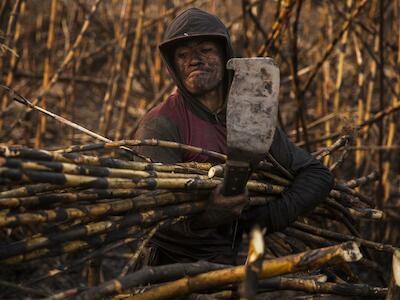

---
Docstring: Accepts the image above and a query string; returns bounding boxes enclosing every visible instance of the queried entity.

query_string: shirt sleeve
[241,127,335,232]
[134,115,184,164]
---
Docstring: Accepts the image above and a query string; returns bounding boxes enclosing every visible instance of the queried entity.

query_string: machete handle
[222,160,250,196]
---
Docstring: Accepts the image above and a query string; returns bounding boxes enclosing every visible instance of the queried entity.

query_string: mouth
[188,69,208,77]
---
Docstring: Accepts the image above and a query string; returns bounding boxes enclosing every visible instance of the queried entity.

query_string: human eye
[176,50,188,59]
[200,47,213,54]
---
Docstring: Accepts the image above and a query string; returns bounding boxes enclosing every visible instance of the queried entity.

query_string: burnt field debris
[0,0,399,299]
[0,138,399,299]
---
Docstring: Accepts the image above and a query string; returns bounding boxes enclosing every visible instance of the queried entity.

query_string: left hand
[190,184,248,229]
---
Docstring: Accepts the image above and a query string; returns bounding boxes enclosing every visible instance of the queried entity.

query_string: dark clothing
[135,92,226,164]
[134,8,334,265]
[135,92,334,264]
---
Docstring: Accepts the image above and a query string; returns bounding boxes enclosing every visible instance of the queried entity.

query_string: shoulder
[144,92,185,121]
[135,92,184,142]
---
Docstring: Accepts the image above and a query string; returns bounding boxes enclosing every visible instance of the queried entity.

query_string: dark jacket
[134,8,334,265]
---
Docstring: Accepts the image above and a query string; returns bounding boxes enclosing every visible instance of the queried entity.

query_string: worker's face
[173,39,225,96]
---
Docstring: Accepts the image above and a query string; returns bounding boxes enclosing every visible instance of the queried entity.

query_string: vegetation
[0,0,399,298]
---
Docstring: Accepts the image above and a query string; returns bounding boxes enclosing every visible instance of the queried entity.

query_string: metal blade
[226,57,279,163]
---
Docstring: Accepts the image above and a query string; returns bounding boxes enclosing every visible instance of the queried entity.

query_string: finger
[218,199,247,209]
[231,206,243,217]
[215,195,248,207]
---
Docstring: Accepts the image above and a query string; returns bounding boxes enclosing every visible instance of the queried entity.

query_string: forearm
[242,161,334,232]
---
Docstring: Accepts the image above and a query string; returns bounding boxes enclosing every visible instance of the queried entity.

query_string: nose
[189,50,203,66]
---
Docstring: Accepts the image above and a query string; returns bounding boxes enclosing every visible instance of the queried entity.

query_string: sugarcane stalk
[301,0,368,99]
[386,250,400,300]
[208,164,277,182]
[268,233,293,254]
[34,0,58,148]
[114,0,146,141]
[0,146,208,174]
[0,166,283,193]
[0,191,207,228]
[256,160,274,171]
[0,201,205,260]
[0,86,146,160]
[255,171,291,186]
[327,208,363,242]
[239,226,264,300]
[64,0,203,76]
[0,278,48,297]
[327,197,384,221]
[79,261,229,300]
[313,135,351,160]
[79,242,361,300]
[349,29,366,177]
[3,220,157,265]
[0,182,60,199]
[115,275,327,299]
[265,152,294,180]
[331,1,351,130]
[2,237,108,265]
[0,0,24,132]
[42,288,81,300]
[377,0,386,209]
[292,221,398,253]
[329,145,350,172]
[0,189,148,208]
[280,232,309,253]
[98,0,134,136]
[283,227,334,248]
[26,223,162,287]
[288,113,337,138]
[0,189,274,211]
[289,0,311,151]
[124,242,362,300]
[358,256,387,277]
[329,189,368,208]
[3,0,104,142]
[1,157,209,180]
[1,228,140,265]
[383,3,400,204]
[346,207,385,220]
[334,183,375,207]
[118,223,160,278]
[257,0,295,56]
[0,166,217,189]
[325,199,356,224]
[298,97,400,147]
[319,202,376,263]
[55,139,227,162]
[257,277,387,298]
[267,235,290,257]
[150,0,164,93]
[344,171,380,189]
[177,162,213,172]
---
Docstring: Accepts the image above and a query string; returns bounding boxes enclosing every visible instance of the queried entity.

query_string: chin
[189,86,213,95]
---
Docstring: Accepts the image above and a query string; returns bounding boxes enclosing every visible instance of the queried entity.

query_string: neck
[197,86,224,112]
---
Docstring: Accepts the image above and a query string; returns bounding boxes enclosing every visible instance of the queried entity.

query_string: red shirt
[135,92,227,164]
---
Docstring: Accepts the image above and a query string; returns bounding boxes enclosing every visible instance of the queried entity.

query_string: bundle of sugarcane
[0,137,398,299]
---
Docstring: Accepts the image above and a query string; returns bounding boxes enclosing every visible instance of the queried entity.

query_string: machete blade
[226,57,279,163]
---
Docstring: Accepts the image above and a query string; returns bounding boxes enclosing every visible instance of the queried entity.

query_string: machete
[222,57,279,196]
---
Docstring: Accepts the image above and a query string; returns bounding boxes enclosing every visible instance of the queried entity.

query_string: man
[135,8,334,265]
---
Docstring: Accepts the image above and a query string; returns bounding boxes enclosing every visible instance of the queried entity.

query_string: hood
[159,8,234,123]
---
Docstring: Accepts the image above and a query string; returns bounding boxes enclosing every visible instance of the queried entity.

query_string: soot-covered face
[173,39,225,96]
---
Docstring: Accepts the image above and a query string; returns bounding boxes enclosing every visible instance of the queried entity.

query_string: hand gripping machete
[222,57,279,196]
